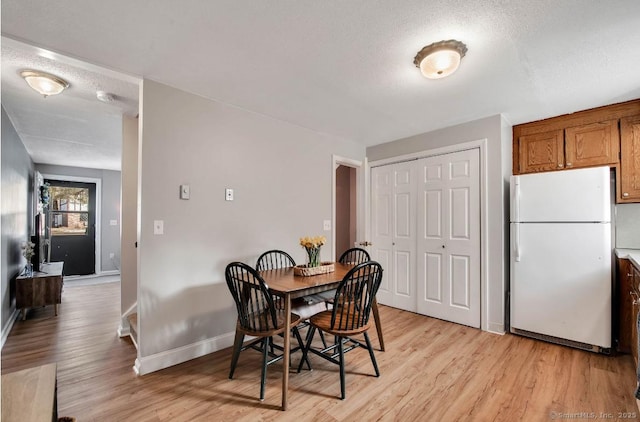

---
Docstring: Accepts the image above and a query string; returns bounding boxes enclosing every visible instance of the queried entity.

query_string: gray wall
[137,80,365,364]
[367,115,511,333]
[35,164,121,273]
[1,106,34,338]
[616,203,640,249]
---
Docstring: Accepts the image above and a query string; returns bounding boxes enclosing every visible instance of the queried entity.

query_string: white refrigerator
[510,166,612,352]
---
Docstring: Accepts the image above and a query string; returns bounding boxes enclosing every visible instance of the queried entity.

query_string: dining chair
[338,247,371,265]
[297,261,384,400]
[308,247,372,306]
[256,249,327,346]
[256,249,296,271]
[225,261,309,401]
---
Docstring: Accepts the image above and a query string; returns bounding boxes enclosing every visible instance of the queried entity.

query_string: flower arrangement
[299,235,326,268]
[40,183,50,208]
[22,241,35,262]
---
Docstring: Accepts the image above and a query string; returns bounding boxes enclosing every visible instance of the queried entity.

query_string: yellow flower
[299,235,326,248]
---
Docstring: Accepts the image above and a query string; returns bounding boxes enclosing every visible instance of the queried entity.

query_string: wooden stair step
[127,313,138,348]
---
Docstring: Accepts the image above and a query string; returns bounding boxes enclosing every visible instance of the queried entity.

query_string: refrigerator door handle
[512,177,520,223]
[514,223,521,262]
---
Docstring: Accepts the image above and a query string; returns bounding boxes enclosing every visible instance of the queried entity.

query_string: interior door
[371,161,416,312]
[46,180,96,276]
[416,149,480,328]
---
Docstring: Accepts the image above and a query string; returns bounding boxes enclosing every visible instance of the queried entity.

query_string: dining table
[259,262,385,411]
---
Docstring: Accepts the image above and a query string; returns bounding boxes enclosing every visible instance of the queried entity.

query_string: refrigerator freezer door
[510,222,611,348]
[511,166,610,223]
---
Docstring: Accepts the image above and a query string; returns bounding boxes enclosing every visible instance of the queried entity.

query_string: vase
[306,247,321,268]
[25,263,33,277]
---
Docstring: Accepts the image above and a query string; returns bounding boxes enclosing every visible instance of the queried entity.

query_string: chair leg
[293,327,312,371]
[318,330,328,349]
[338,336,346,400]
[229,330,244,379]
[364,332,380,377]
[260,337,270,401]
[297,326,316,373]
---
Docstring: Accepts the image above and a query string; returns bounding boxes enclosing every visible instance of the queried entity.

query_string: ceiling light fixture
[20,70,69,97]
[413,40,467,79]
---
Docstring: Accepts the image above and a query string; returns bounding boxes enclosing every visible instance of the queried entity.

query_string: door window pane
[49,186,90,236]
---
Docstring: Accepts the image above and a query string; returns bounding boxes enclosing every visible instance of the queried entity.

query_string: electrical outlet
[225,188,234,201]
[109,253,115,259]
[323,220,331,231]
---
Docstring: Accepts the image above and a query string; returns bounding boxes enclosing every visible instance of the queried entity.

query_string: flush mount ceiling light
[20,70,69,97]
[413,40,468,79]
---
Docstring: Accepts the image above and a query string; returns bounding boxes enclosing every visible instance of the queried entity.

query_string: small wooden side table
[16,262,64,320]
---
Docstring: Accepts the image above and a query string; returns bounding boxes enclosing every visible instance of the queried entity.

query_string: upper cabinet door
[565,119,619,169]
[620,115,640,202]
[517,129,564,174]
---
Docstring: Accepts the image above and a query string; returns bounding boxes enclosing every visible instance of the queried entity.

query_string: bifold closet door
[371,162,416,312]
[416,149,480,328]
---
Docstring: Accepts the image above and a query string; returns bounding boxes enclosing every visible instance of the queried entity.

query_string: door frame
[331,155,364,261]
[367,138,489,331]
[42,173,102,276]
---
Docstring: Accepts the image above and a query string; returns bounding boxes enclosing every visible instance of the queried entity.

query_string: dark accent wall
[1,106,34,338]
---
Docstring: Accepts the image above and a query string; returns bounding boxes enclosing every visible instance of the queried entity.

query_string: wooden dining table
[259,262,385,411]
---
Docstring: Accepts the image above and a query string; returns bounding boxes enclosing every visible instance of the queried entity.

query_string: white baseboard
[488,322,505,334]
[99,270,120,276]
[133,331,236,375]
[1,308,20,349]
[117,324,131,337]
[118,302,137,338]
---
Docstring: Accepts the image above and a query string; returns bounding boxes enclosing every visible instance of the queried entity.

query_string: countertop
[616,248,640,269]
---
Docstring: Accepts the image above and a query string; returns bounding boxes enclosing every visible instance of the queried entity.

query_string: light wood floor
[2,282,639,421]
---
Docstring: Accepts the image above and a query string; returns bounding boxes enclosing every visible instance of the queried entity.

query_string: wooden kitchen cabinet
[515,122,617,174]
[517,129,564,173]
[631,263,640,367]
[564,119,619,169]
[513,99,640,203]
[617,258,634,353]
[619,114,640,202]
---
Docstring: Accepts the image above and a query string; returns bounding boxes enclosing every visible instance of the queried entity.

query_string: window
[49,186,90,236]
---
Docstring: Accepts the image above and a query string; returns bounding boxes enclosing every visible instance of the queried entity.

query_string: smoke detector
[96,90,115,102]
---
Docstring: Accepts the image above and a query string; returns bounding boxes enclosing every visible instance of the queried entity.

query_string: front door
[46,180,96,276]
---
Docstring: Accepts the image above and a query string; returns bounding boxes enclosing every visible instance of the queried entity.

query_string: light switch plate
[180,184,190,200]
[323,220,331,231]
[153,220,164,235]
[225,188,234,201]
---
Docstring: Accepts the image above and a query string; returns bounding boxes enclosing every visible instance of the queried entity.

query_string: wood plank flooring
[2,282,639,421]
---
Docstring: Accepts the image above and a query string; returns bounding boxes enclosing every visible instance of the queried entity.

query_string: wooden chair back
[225,262,278,333]
[338,248,370,266]
[330,261,383,332]
[256,250,296,271]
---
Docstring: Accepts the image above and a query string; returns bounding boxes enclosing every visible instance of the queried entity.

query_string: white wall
[367,115,511,333]
[120,115,138,324]
[136,80,365,373]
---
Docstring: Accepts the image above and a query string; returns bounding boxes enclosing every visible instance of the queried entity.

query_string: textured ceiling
[2,0,640,171]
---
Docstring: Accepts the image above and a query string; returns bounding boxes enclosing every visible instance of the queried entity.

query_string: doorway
[45,179,97,276]
[332,156,363,260]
